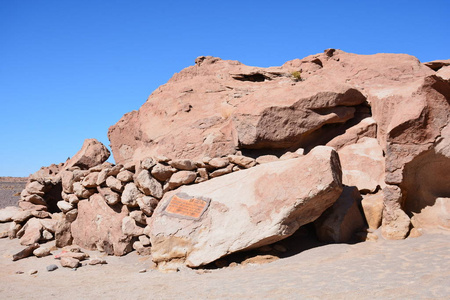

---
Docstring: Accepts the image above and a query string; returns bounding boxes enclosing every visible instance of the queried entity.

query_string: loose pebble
[46,264,58,272]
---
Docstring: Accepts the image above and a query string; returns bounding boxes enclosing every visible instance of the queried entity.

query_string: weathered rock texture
[64,139,110,170]
[5,136,324,259]
[109,50,450,239]
[108,55,368,163]
[71,194,132,255]
[314,186,365,243]
[149,146,343,268]
[2,50,450,267]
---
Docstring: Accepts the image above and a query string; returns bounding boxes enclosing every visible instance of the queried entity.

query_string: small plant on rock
[291,70,302,81]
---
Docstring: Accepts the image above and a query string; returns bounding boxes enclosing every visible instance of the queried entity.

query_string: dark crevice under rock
[43,183,63,213]
[232,73,271,82]
[198,222,363,270]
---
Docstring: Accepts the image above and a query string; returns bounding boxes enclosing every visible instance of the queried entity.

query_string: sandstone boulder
[255,155,278,164]
[209,164,233,178]
[151,164,177,182]
[337,137,385,193]
[361,192,384,230]
[381,185,411,240]
[97,187,121,206]
[149,146,342,269]
[170,159,197,171]
[314,186,365,243]
[39,218,57,233]
[105,176,123,193]
[0,223,9,238]
[18,201,47,212]
[326,117,377,150]
[116,170,134,183]
[423,59,450,71]
[19,218,43,246]
[13,210,33,223]
[129,210,147,225]
[410,197,450,230]
[73,182,95,199]
[25,194,47,206]
[140,157,156,170]
[207,157,230,168]
[436,66,450,80]
[166,171,197,190]
[65,209,78,223]
[41,229,53,240]
[228,155,256,168]
[0,206,21,223]
[122,216,144,237]
[55,219,73,248]
[82,172,99,188]
[64,139,110,170]
[71,194,132,256]
[33,247,51,258]
[60,257,80,268]
[26,181,46,196]
[135,170,163,199]
[137,196,158,217]
[12,243,40,261]
[96,168,110,186]
[57,201,74,213]
[121,182,142,207]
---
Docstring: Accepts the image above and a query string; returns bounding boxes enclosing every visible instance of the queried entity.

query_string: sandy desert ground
[1,230,449,300]
[0,179,26,209]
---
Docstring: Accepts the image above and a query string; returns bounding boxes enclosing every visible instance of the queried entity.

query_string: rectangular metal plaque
[164,193,210,220]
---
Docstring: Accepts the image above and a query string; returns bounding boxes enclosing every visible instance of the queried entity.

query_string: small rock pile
[12,243,106,272]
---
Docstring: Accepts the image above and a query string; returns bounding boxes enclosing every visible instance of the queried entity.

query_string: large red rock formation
[109,50,450,238]
[5,50,448,267]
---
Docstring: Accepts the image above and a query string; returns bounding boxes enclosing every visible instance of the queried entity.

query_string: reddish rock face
[71,194,132,256]
[13,50,449,262]
[107,50,434,165]
[108,53,368,164]
[109,50,450,236]
[64,139,110,170]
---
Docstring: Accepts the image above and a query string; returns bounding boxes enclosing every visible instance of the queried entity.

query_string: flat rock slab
[149,146,343,268]
[71,194,132,256]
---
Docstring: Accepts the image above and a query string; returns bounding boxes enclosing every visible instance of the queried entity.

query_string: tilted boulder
[64,139,110,170]
[149,146,343,269]
[19,218,43,246]
[314,186,365,243]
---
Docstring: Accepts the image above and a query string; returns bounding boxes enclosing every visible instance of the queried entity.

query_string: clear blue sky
[1,0,449,176]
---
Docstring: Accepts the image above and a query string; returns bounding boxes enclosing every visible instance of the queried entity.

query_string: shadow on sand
[199,223,364,270]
